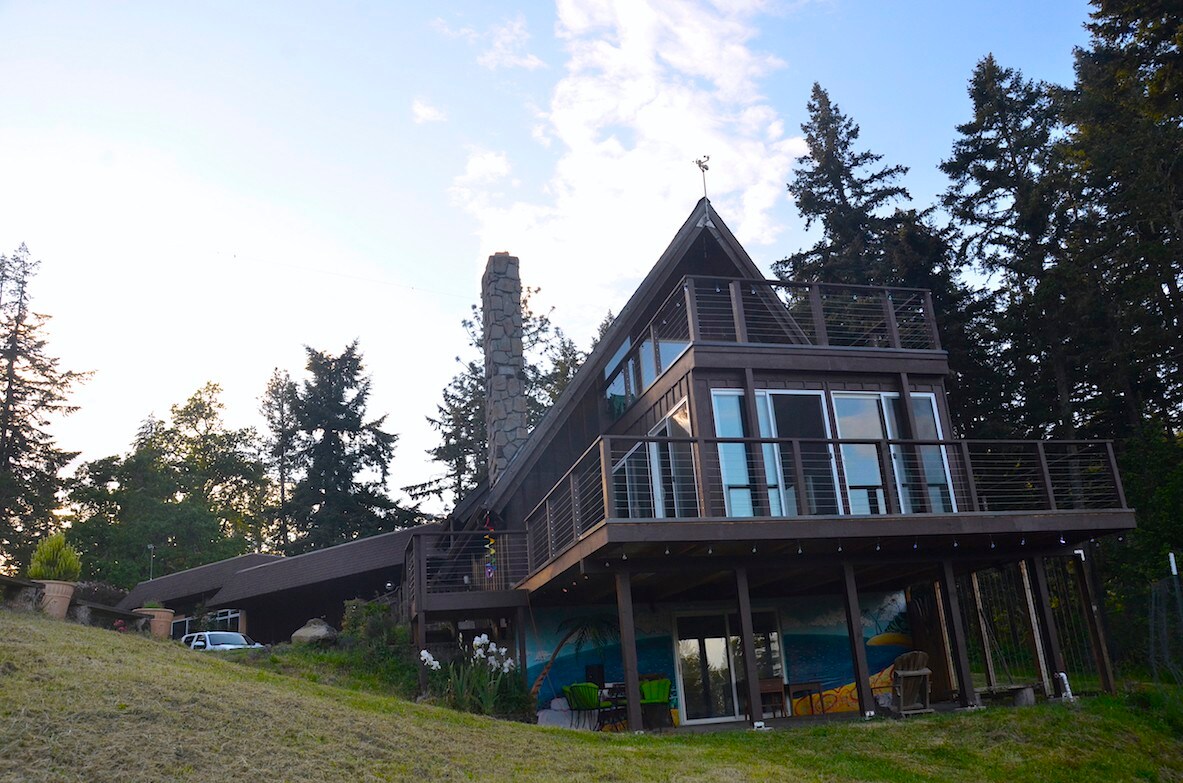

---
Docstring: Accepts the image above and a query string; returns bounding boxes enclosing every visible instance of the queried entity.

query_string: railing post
[791,440,811,516]
[809,284,829,346]
[883,290,902,348]
[600,438,614,520]
[1036,442,1058,510]
[1105,441,1128,508]
[959,441,981,511]
[729,280,749,343]
[650,324,661,374]
[684,279,700,342]
[569,473,581,536]
[923,290,941,350]
[695,439,715,517]
[545,496,554,560]
[878,441,901,515]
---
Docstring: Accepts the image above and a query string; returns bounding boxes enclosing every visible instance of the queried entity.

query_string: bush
[421,634,528,718]
[27,532,82,582]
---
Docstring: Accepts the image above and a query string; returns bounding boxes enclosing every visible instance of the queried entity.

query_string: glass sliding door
[676,614,738,722]
[832,395,891,514]
[884,393,956,513]
[648,401,698,518]
[756,392,842,516]
[711,391,754,517]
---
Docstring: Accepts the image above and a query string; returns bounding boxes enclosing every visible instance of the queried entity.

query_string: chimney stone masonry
[482,252,529,486]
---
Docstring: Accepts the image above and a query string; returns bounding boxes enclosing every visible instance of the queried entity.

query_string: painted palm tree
[529,613,620,700]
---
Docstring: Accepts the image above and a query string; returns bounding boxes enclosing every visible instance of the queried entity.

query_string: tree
[411,292,584,508]
[773,83,910,283]
[941,56,1083,438]
[778,86,999,435]
[0,245,87,572]
[288,341,418,553]
[67,385,263,587]
[260,369,301,549]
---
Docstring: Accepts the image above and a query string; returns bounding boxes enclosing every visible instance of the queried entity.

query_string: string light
[913,538,919,551]
[797,542,803,555]
[990,536,996,550]
[953,538,959,549]
[875,539,881,552]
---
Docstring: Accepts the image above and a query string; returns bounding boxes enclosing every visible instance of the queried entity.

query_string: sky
[0,0,1094,513]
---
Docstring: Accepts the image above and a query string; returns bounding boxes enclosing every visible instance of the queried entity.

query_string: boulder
[291,618,338,645]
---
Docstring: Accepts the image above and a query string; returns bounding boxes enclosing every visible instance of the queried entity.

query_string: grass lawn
[2,608,1181,783]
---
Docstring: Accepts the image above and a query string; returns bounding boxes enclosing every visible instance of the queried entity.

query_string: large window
[611,400,698,519]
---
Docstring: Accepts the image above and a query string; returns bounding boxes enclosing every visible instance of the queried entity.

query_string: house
[116,526,432,641]
[403,198,1134,728]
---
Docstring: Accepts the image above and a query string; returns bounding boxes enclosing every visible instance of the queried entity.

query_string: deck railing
[605,277,940,420]
[405,530,529,614]
[524,436,1127,574]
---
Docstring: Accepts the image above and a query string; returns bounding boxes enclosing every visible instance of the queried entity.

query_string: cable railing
[521,435,1128,575]
[405,530,529,612]
[604,276,941,422]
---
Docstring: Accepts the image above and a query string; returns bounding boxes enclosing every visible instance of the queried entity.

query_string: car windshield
[208,633,248,645]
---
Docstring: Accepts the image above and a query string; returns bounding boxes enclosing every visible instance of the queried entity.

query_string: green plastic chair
[563,682,610,730]
[639,678,672,730]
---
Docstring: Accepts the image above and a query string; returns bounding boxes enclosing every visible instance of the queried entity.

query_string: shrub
[421,634,526,718]
[27,532,82,582]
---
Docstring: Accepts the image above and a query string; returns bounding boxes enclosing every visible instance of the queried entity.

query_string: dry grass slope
[1,608,1181,783]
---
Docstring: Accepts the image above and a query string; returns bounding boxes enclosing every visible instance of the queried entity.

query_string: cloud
[450,0,806,342]
[478,15,546,70]
[411,98,446,124]
[433,14,545,71]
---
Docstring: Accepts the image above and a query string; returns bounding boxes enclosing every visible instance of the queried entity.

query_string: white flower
[502,658,515,673]
[474,633,489,647]
[430,659,441,671]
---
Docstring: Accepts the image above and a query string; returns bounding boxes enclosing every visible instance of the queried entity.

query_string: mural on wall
[778,592,911,714]
[524,591,910,719]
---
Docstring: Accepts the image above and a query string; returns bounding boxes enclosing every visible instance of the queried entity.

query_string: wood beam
[735,567,763,725]
[938,559,977,707]
[1074,553,1116,693]
[970,572,998,689]
[1029,557,1067,695]
[615,570,644,732]
[841,563,875,715]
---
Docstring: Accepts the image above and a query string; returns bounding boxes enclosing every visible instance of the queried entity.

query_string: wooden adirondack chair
[891,651,934,716]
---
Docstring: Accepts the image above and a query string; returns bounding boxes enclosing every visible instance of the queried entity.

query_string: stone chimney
[482,252,528,486]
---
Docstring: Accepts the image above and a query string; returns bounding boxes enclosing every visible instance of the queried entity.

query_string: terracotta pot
[35,580,76,620]
[136,607,175,638]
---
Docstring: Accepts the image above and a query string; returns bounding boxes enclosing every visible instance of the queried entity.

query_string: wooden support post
[841,563,875,716]
[959,441,981,511]
[1019,560,1052,695]
[1073,553,1116,693]
[809,284,829,346]
[735,567,763,724]
[938,560,978,707]
[615,570,644,732]
[684,278,700,342]
[970,572,998,690]
[923,290,941,349]
[1036,442,1058,510]
[883,290,902,348]
[1105,441,1128,508]
[1029,557,1067,695]
[415,613,429,695]
[600,438,614,520]
[729,280,749,343]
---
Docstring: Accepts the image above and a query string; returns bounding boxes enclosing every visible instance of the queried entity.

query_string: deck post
[615,570,644,731]
[729,280,749,343]
[1029,556,1068,696]
[809,284,829,346]
[938,559,978,707]
[1073,552,1116,693]
[841,562,875,716]
[1019,560,1053,695]
[684,278,700,342]
[735,567,763,724]
[969,571,998,689]
[415,538,429,694]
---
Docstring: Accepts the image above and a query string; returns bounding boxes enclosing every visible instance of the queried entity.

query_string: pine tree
[260,369,301,549]
[0,245,87,572]
[774,83,910,283]
[941,56,1082,438]
[288,341,417,553]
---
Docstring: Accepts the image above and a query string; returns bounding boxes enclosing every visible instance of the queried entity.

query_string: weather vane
[695,155,710,199]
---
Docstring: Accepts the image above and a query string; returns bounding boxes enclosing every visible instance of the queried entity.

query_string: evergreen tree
[288,341,417,553]
[260,369,301,549]
[773,83,910,283]
[411,291,583,507]
[941,56,1082,438]
[0,245,87,572]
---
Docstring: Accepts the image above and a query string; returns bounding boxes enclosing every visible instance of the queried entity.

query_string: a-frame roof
[478,197,766,515]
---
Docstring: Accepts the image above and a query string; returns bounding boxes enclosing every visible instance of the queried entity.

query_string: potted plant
[135,601,175,638]
[27,532,82,620]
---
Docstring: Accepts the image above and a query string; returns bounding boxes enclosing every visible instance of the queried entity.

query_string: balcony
[524,435,1129,575]
[404,530,529,617]
[605,277,940,418]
